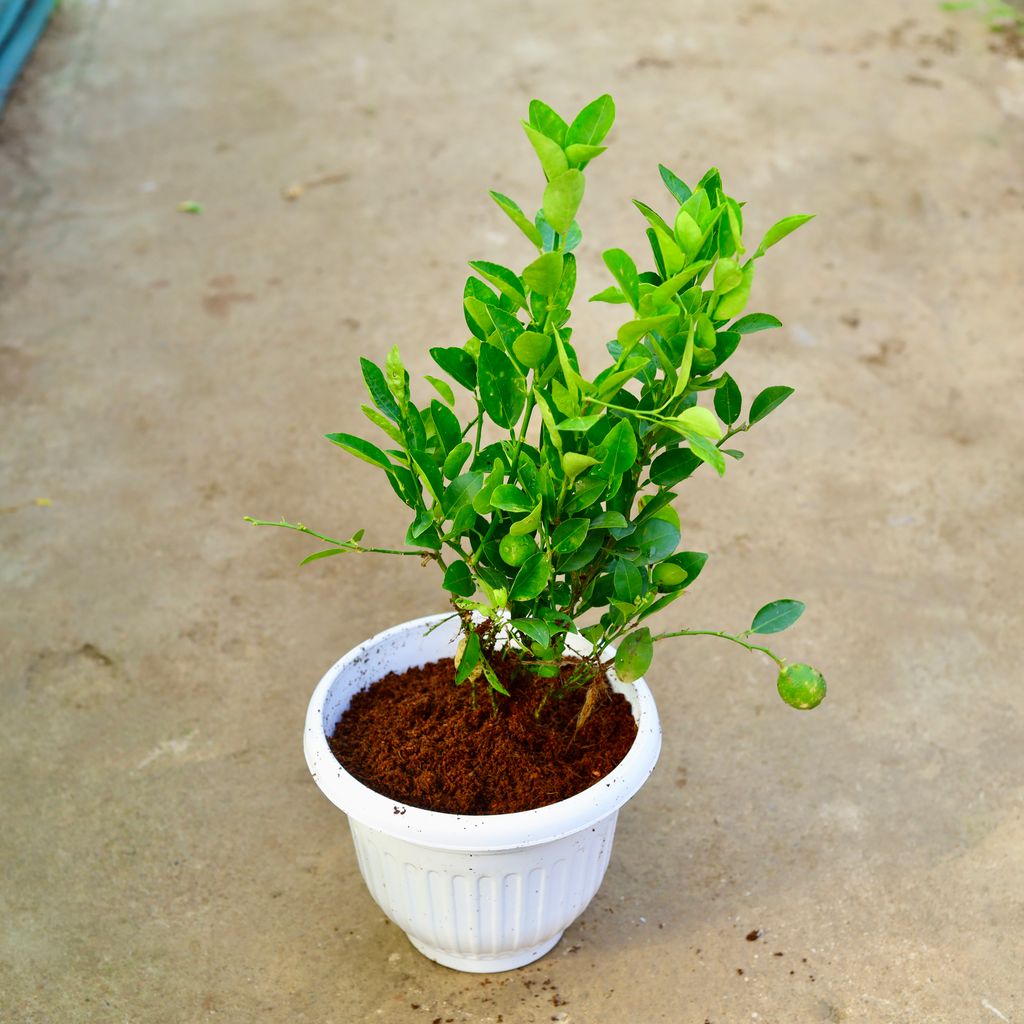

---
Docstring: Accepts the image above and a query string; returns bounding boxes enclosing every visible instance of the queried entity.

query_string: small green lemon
[777,663,827,710]
[499,533,537,567]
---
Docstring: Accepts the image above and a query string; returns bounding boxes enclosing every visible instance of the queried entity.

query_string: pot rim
[304,612,662,852]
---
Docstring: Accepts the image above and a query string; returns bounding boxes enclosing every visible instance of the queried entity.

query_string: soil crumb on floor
[328,653,638,815]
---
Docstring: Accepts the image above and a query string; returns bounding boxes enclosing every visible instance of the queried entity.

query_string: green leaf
[543,169,586,238]
[430,399,461,454]
[486,305,524,350]
[299,548,348,566]
[478,344,527,428]
[649,260,713,306]
[509,551,551,601]
[673,209,702,257]
[565,142,607,166]
[562,452,599,481]
[684,431,726,476]
[443,470,485,519]
[510,617,551,647]
[633,518,680,563]
[469,260,526,307]
[481,658,511,697]
[528,99,568,146]
[430,346,477,391]
[669,405,724,441]
[490,484,534,512]
[750,598,805,635]
[713,373,742,425]
[711,331,742,370]
[409,449,444,502]
[658,164,692,204]
[565,93,615,147]
[442,560,476,598]
[666,551,708,589]
[454,630,481,685]
[749,385,795,424]
[731,312,782,334]
[424,375,455,406]
[614,628,654,683]
[617,314,678,355]
[713,261,755,321]
[602,248,640,309]
[325,432,393,472]
[552,517,590,555]
[359,357,402,422]
[714,257,743,295]
[649,448,702,487]
[361,404,405,446]
[522,120,569,181]
[589,510,628,529]
[522,251,563,297]
[442,441,472,480]
[557,414,601,432]
[613,559,642,603]
[595,419,638,478]
[589,286,628,305]
[512,330,553,369]
[489,190,544,247]
[756,214,814,256]
[509,499,542,537]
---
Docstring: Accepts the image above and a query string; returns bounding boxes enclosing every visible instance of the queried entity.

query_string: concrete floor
[2,1,1023,1022]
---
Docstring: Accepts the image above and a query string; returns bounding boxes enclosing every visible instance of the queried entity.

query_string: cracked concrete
[1,1,1023,1022]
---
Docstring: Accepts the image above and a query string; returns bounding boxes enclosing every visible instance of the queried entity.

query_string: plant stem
[654,628,786,668]
[243,517,438,558]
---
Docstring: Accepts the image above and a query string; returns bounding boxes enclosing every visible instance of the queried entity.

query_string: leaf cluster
[250,94,825,712]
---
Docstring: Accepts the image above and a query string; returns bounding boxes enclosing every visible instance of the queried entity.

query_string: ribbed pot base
[407,931,563,973]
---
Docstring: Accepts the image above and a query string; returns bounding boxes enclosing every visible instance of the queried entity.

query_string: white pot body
[304,613,662,973]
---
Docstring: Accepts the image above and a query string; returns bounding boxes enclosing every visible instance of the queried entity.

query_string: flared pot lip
[304,613,662,853]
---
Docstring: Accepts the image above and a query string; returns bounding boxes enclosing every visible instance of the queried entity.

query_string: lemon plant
[247,94,826,715]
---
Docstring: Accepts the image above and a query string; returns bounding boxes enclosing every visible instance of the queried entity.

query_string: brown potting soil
[328,652,638,815]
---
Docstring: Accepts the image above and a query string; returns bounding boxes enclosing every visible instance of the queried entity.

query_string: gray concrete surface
[2,2,1023,1022]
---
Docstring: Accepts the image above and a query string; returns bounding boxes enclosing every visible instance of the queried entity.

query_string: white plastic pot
[304,612,662,973]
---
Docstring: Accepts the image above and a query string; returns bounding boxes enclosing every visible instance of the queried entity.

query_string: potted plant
[246,93,826,973]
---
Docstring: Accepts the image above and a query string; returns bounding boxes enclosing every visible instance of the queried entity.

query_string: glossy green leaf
[454,630,481,685]
[595,419,638,477]
[325,432,392,472]
[756,214,814,256]
[588,510,629,529]
[589,286,628,305]
[557,414,601,432]
[669,405,724,441]
[481,658,510,696]
[673,208,702,256]
[489,190,543,247]
[522,252,563,296]
[360,404,404,447]
[613,559,642,603]
[658,164,692,204]
[511,617,551,647]
[490,484,534,512]
[512,330,553,369]
[359,357,401,422]
[684,431,726,476]
[749,385,795,425]
[299,548,348,566]
[543,169,586,238]
[713,373,742,425]
[649,448,702,487]
[409,449,444,502]
[528,99,568,146]
[431,399,461,454]
[565,142,607,166]
[615,627,654,683]
[522,120,569,181]
[478,345,527,428]
[602,248,639,309]
[424,375,455,406]
[562,452,599,481]
[385,346,407,409]
[469,260,526,307]
[634,517,680,563]
[509,499,542,537]
[566,93,615,147]
[509,551,551,601]
[442,560,476,598]
[750,598,805,635]
[714,256,743,295]
[443,441,472,480]
[429,346,477,391]
[730,312,782,334]
[713,261,755,321]
[552,517,590,555]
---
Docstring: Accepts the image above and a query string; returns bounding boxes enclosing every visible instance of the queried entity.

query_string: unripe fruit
[499,533,537,567]
[777,663,826,710]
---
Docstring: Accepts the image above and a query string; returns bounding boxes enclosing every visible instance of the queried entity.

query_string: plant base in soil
[329,652,638,815]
